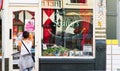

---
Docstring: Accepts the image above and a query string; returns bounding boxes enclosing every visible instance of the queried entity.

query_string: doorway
[12,10,35,70]
[8,7,40,71]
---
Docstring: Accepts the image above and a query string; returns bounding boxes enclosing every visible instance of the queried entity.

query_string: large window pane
[41,9,93,57]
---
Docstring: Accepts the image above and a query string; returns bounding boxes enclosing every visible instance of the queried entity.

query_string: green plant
[42,46,69,56]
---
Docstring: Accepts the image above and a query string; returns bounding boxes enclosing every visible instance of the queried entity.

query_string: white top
[20,40,32,55]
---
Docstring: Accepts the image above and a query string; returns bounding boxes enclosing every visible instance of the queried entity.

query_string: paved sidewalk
[13,68,35,71]
[13,69,19,71]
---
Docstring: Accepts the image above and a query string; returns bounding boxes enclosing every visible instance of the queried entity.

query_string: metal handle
[9,29,12,39]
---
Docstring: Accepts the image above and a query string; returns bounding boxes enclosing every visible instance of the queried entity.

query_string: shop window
[41,9,94,58]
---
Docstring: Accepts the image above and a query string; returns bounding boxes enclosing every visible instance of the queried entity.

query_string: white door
[8,6,41,71]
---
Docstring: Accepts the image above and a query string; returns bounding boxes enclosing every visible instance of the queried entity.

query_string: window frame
[41,9,95,59]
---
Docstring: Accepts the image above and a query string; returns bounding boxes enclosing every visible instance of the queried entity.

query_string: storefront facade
[1,0,106,71]
[41,0,106,71]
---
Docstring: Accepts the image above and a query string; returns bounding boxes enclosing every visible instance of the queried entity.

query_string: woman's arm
[29,33,35,47]
[17,41,22,51]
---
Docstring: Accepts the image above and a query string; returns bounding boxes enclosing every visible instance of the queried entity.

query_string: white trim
[93,0,96,58]
[8,0,38,4]
[2,0,9,70]
[41,56,95,59]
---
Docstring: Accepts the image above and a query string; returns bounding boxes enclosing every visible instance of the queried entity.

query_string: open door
[9,7,40,71]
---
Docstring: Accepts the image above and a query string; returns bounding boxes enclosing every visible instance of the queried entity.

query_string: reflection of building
[42,0,94,52]
[42,0,62,44]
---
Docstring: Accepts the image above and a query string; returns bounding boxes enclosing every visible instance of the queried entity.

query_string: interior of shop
[42,9,93,57]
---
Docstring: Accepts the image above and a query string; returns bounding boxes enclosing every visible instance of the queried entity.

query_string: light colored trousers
[23,67,33,71]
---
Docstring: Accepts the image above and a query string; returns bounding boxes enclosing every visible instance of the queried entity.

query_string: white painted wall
[1,0,10,71]
[8,0,39,3]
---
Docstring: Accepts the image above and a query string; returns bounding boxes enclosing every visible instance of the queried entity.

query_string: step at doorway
[13,68,35,71]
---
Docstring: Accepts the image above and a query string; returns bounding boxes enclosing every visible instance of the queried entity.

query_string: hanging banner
[0,0,3,11]
[25,19,35,32]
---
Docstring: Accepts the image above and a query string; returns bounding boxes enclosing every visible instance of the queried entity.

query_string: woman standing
[17,31,34,71]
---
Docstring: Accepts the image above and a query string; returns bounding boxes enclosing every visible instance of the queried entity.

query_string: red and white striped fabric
[42,9,55,43]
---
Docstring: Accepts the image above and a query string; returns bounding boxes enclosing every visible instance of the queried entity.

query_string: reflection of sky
[65,27,74,34]
[49,21,93,40]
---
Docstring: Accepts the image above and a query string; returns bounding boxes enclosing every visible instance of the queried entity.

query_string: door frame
[8,6,41,71]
